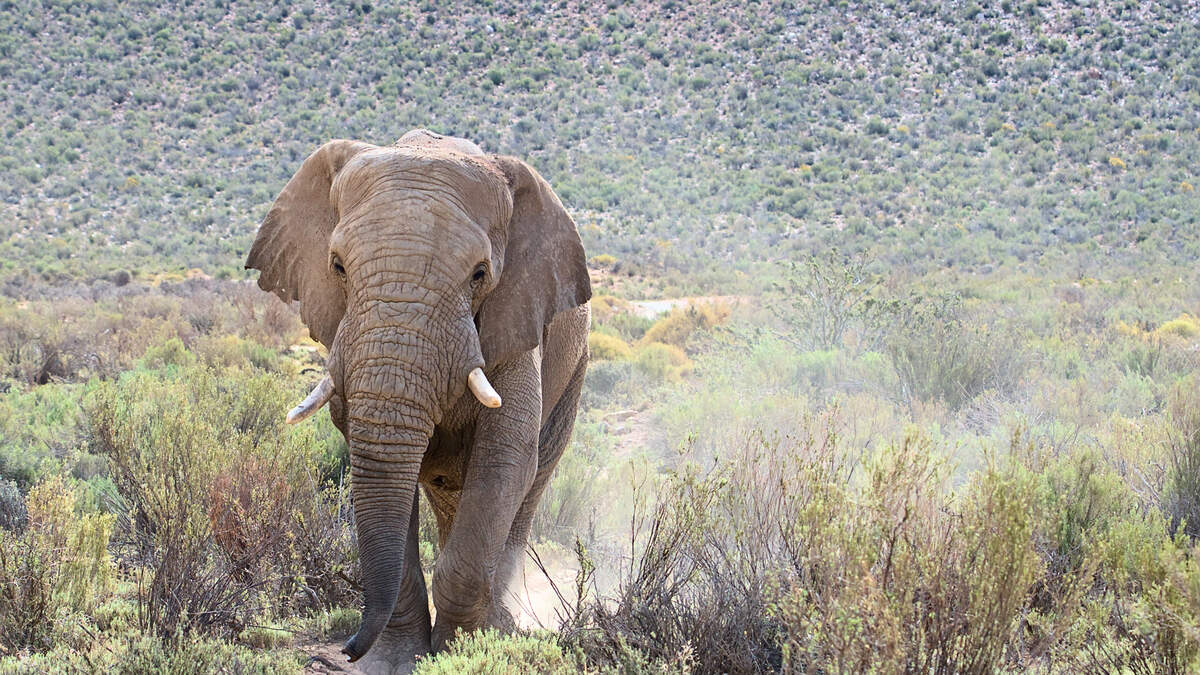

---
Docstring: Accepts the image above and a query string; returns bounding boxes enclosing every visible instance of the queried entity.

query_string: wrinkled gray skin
[246,129,591,673]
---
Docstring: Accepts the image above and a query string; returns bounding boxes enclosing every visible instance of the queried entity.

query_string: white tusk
[286,375,335,424]
[467,367,502,408]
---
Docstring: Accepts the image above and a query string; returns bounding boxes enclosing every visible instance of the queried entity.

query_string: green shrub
[193,334,283,372]
[0,475,115,653]
[0,384,87,489]
[885,293,1026,410]
[318,607,361,640]
[588,331,633,361]
[770,253,880,352]
[416,629,585,675]
[776,432,1042,672]
[633,342,691,381]
[238,624,293,649]
[3,632,307,674]
[1156,313,1200,340]
[138,337,196,370]
[0,478,25,531]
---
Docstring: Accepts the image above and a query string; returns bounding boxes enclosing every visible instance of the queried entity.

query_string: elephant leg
[430,353,541,651]
[489,353,587,628]
[356,490,431,675]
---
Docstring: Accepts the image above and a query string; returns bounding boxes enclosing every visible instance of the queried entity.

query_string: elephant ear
[246,140,376,348]
[480,156,592,366]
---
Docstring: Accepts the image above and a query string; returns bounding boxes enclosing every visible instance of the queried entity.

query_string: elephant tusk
[286,374,334,424]
[467,367,502,408]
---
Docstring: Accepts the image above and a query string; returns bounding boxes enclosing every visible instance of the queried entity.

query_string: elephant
[246,128,591,672]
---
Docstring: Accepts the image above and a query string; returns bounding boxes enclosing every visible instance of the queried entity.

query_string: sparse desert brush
[587,331,634,361]
[638,302,730,351]
[574,408,1200,673]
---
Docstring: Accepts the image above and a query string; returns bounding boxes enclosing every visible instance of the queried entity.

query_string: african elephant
[246,129,591,672]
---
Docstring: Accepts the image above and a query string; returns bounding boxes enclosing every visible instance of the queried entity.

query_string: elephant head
[245,133,590,660]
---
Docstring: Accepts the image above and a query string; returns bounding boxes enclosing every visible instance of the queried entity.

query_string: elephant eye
[330,254,346,279]
[470,264,487,287]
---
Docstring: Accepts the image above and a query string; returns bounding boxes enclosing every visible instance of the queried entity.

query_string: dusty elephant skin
[246,129,591,673]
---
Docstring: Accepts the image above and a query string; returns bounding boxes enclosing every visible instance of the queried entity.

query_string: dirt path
[298,642,355,673]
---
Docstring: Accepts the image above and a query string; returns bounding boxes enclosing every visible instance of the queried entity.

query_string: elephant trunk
[338,308,483,662]
[342,421,428,662]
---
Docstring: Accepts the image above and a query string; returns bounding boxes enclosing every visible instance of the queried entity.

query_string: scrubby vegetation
[2,0,1200,291]
[5,261,1197,672]
[3,0,1200,672]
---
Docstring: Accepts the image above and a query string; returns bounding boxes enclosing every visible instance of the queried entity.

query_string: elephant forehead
[334,197,492,261]
[336,148,510,223]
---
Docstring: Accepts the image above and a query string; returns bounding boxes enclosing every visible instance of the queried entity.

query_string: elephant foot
[353,631,429,675]
[487,601,517,633]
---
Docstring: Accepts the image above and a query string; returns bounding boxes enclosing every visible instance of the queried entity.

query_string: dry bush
[777,437,1043,673]
[639,302,730,352]
[587,331,634,361]
[286,474,360,610]
[567,412,1050,674]
[568,414,848,673]
[885,293,1028,411]
[207,456,294,581]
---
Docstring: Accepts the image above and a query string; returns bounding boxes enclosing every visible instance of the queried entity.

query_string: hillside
[1,0,1199,294]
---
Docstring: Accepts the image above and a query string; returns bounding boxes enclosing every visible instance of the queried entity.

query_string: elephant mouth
[285,367,501,426]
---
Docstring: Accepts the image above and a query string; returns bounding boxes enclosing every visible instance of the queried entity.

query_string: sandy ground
[627,294,744,318]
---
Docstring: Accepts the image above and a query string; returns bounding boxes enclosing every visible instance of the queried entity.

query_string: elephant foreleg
[489,352,587,628]
[430,352,541,651]
[357,490,431,675]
